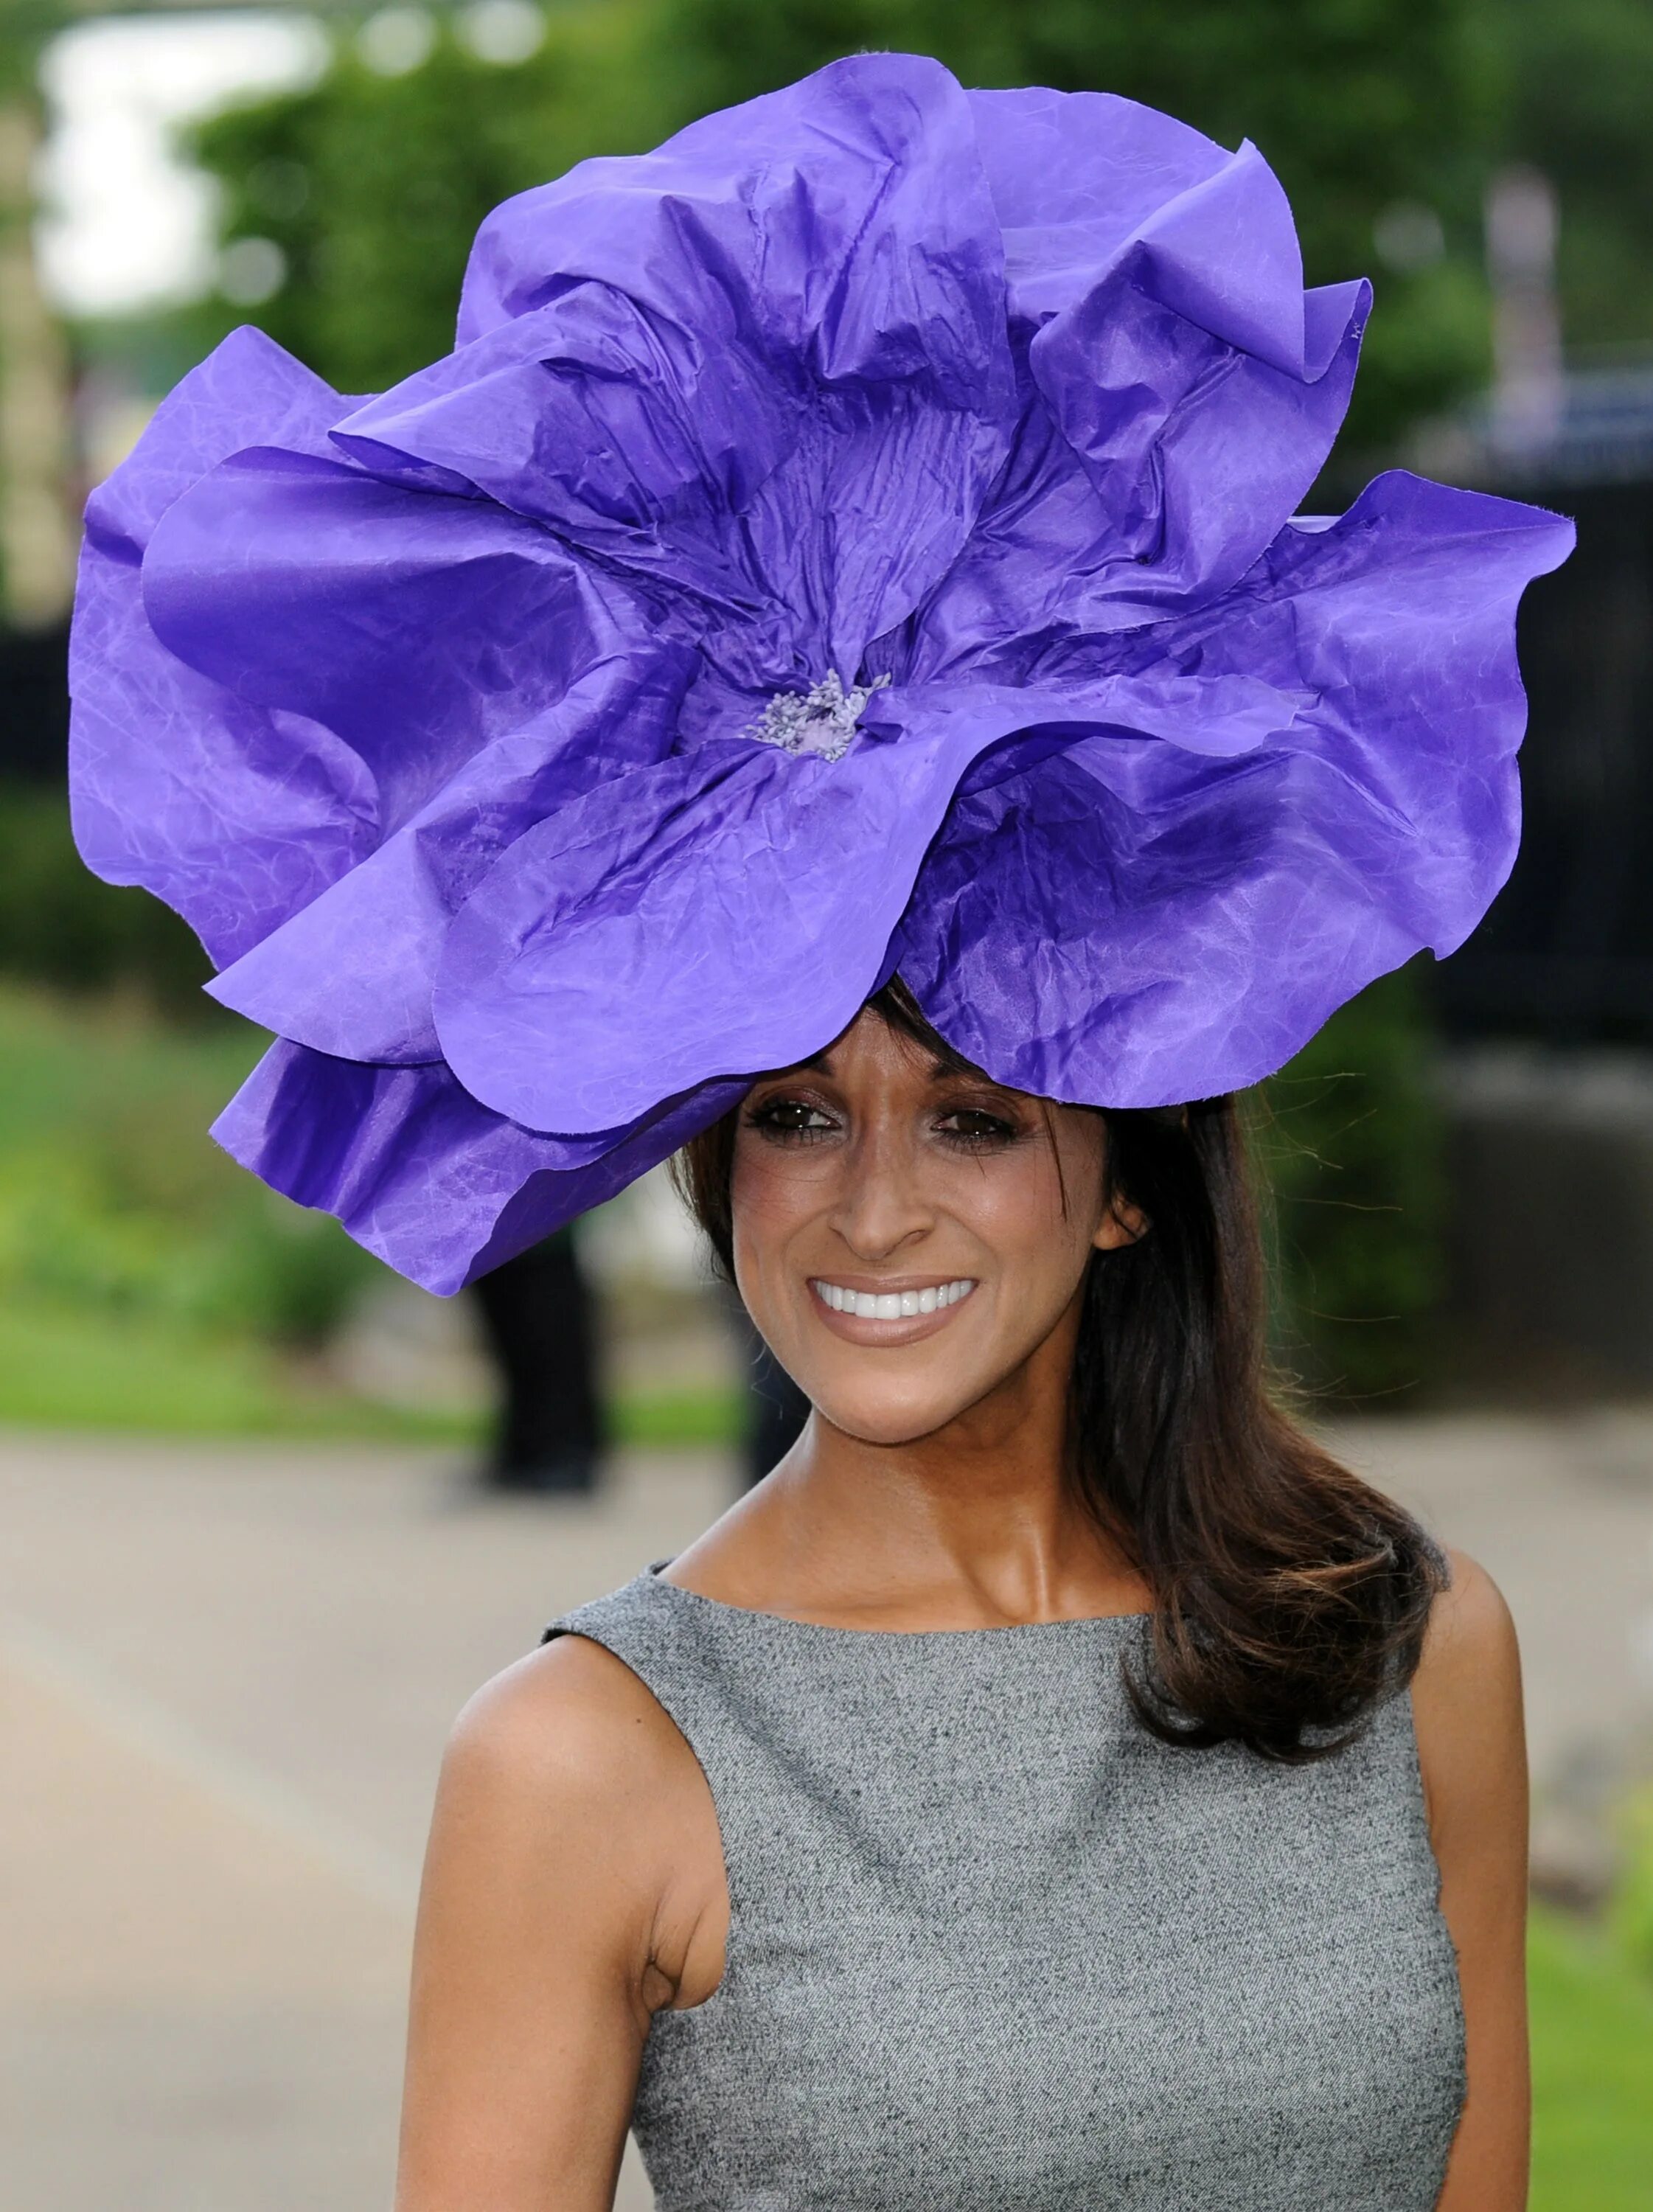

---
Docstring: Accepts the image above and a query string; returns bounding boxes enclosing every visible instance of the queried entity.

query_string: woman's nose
[829,1129,936,1260]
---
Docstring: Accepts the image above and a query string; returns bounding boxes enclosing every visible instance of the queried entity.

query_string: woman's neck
[665,1326,1151,1631]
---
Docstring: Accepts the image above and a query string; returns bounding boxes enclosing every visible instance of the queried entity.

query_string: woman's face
[730,1009,1139,1447]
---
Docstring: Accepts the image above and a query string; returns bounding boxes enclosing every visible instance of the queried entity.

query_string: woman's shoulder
[1413,1547,1521,1705]
[442,1625,695,1832]
[414,1616,731,2037]
[1408,1548,1525,1840]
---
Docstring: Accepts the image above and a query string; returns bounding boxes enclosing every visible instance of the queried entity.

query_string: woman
[69,50,1569,2212]
[397,982,1524,2211]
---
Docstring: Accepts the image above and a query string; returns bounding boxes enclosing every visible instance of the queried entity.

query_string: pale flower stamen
[745,670,891,762]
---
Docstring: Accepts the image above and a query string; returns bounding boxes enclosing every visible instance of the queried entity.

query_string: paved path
[1,1415,1650,2211]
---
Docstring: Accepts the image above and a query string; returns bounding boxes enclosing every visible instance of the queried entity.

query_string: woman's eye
[936,1107,1017,1146]
[748,1098,837,1140]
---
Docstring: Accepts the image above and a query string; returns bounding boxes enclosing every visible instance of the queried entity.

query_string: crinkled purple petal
[205,644,695,1062]
[143,445,634,838]
[860,669,1312,761]
[214,1041,745,1295]
[894,473,1576,1105]
[430,717,985,1133]
[433,666,1306,1135]
[905,149,1367,681]
[69,327,379,966]
[334,51,1015,689]
[966,87,1230,329]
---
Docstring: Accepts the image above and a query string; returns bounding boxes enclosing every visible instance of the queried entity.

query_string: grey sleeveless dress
[547,1569,1464,2212]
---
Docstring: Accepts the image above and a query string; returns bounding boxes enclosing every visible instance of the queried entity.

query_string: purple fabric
[69,52,1573,1292]
[212,1043,744,1294]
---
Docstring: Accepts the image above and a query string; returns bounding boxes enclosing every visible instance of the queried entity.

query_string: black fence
[0,619,69,782]
[1431,476,1653,1046]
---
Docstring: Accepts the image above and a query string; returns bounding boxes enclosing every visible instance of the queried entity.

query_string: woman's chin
[807,1382,984,1451]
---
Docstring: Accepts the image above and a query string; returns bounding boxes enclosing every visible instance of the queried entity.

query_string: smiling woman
[72,49,1559,2212]
[397,980,1527,2212]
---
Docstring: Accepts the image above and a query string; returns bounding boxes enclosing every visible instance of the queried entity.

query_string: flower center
[743,670,891,762]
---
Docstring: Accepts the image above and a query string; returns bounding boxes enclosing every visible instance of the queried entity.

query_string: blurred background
[0,1,1650,2205]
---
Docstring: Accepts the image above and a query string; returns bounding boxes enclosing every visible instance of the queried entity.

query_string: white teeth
[812,1278,975,1318]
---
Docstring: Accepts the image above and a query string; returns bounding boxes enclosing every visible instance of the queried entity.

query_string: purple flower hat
[70,53,1573,1293]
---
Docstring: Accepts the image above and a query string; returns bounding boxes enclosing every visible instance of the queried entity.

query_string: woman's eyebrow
[925,1053,997,1085]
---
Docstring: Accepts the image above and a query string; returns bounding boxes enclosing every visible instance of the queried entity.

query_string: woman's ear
[1093,1194,1149,1253]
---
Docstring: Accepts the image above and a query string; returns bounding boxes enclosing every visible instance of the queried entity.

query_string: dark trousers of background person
[470,1230,605,1493]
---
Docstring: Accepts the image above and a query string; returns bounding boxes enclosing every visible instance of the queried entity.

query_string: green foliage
[0,979,380,1349]
[0,781,212,1015]
[650,0,1495,457]
[1610,1784,1653,1980]
[0,978,740,1441]
[173,0,1498,449]
[1495,0,1653,357]
[1260,962,1446,1401]
[188,2,666,394]
[1529,1904,1653,2210]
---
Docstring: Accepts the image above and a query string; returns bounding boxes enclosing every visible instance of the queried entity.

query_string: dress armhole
[544,1622,737,2016]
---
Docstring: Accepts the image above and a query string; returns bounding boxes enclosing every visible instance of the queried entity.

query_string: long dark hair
[675,979,1446,1763]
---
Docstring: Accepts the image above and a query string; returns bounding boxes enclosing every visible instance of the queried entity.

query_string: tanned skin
[396,1009,1528,2212]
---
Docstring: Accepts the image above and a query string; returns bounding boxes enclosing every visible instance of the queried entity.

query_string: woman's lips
[807,1275,978,1344]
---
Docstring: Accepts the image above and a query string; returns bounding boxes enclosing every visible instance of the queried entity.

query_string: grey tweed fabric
[547,1568,1464,2211]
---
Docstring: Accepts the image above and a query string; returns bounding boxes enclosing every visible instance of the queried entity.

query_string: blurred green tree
[187,1,666,394]
[1494,0,1653,356]
[0,781,211,1015]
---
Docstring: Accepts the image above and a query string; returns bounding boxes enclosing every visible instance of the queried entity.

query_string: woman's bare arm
[395,1636,728,2212]
[1412,1548,1530,2212]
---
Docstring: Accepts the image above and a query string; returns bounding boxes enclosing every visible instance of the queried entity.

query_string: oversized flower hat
[71,54,1572,1293]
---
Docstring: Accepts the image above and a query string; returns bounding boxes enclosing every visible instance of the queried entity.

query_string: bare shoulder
[1413,1547,1521,1708]
[1410,1547,1526,1842]
[424,1629,728,2024]
[440,1631,697,1832]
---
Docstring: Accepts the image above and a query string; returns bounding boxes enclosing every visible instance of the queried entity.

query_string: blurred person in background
[468,1228,800,1497]
[734,1302,810,1489]
[469,1227,605,1495]
[66,52,1572,2212]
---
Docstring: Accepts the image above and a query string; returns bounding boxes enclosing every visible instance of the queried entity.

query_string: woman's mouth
[809,1276,976,1324]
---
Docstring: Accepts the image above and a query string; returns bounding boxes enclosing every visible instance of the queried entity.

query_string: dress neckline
[647,1562,1152,1641]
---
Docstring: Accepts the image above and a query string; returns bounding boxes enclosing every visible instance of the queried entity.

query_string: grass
[1530,1906,1653,2209]
[0,1295,472,1440]
[612,1383,741,1450]
[0,1290,742,1447]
